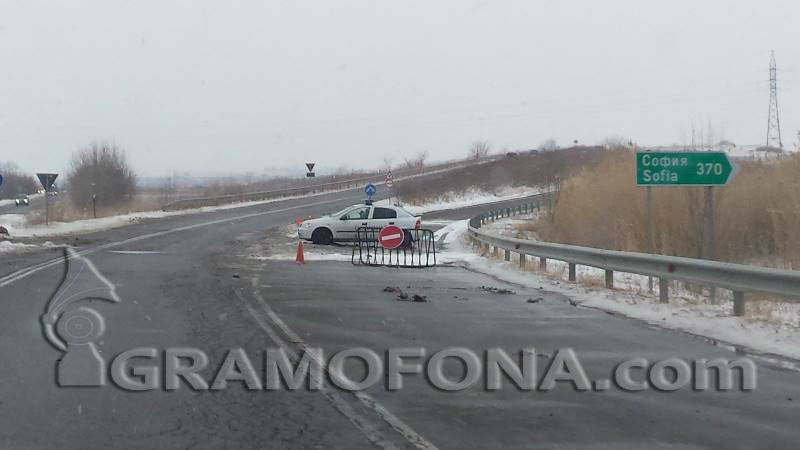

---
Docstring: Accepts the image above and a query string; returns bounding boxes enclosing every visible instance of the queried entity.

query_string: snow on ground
[0,214,27,234]
[0,186,358,239]
[375,185,543,215]
[641,144,798,162]
[438,217,800,361]
[0,240,58,254]
[253,252,352,262]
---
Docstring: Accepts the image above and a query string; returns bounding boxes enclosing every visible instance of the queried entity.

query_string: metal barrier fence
[469,199,800,316]
[352,227,437,268]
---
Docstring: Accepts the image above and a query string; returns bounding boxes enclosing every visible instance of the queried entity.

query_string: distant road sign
[378,225,405,249]
[365,183,377,197]
[636,152,738,186]
[385,171,393,188]
[37,173,58,190]
[0,174,3,188]
[306,162,315,172]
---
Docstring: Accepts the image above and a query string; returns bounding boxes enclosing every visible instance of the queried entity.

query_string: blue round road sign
[365,183,377,197]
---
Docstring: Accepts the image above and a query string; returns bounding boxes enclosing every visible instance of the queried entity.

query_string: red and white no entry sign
[378,225,405,249]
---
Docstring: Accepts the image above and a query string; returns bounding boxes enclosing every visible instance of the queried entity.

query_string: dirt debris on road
[384,286,429,302]
[480,285,516,295]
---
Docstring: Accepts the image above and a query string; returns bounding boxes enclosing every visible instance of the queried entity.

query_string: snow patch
[0,240,58,255]
[252,252,351,262]
[377,185,543,215]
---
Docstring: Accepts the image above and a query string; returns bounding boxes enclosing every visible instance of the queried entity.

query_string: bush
[67,143,136,211]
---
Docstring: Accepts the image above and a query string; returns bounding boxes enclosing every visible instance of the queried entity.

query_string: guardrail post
[605,270,614,289]
[539,257,547,271]
[504,249,511,261]
[519,253,526,268]
[733,291,745,316]
[568,263,576,282]
[659,278,669,303]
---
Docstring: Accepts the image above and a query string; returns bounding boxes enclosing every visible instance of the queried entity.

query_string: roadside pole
[703,186,716,303]
[645,186,653,293]
[36,173,58,227]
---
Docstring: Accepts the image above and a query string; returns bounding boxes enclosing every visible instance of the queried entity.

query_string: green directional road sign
[636,151,739,186]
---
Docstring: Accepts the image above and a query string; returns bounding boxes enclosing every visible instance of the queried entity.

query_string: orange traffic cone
[295,240,305,264]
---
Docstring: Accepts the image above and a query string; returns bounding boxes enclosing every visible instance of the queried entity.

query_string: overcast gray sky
[1,0,798,177]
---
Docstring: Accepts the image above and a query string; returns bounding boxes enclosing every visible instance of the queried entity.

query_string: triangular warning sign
[305,163,316,172]
[37,173,58,190]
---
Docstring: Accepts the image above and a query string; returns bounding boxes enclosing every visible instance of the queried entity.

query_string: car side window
[341,207,371,220]
[372,207,397,219]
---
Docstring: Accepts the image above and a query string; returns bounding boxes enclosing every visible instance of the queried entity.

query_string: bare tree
[0,162,38,199]
[601,136,627,149]
[67,142,136,211]
[414,150,428,169]
[468,140,490,159]
[539,139,558,151]
[382,156,394,172]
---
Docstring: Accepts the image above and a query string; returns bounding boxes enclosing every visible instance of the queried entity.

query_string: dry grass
[526,149,800,267]
[394,146,608,205]
[26,195,165,226]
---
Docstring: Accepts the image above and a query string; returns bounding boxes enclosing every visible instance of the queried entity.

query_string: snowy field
[375,185,544,215]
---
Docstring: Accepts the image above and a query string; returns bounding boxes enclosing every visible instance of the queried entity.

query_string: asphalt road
[0,188,798,449]
[0,193,55,217]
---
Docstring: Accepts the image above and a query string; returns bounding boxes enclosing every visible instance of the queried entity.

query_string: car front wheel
[311,228,333,245]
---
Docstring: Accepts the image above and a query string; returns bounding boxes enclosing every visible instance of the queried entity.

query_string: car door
[334,206,372,240]
[370,207,399,229]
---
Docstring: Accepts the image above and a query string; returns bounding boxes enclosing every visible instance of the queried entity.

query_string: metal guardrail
[468,198,800,316]
[161,156,506,211]
[162,176,381,211]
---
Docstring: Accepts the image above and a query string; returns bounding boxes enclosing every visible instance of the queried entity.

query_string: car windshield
[1,3,798,450]
[331,206,356,217]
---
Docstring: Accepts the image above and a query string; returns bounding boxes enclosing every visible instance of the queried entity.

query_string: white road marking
[233,288,402,450]
[0,195,361,289]
[107,250,165,255]
[248,277,440,450]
